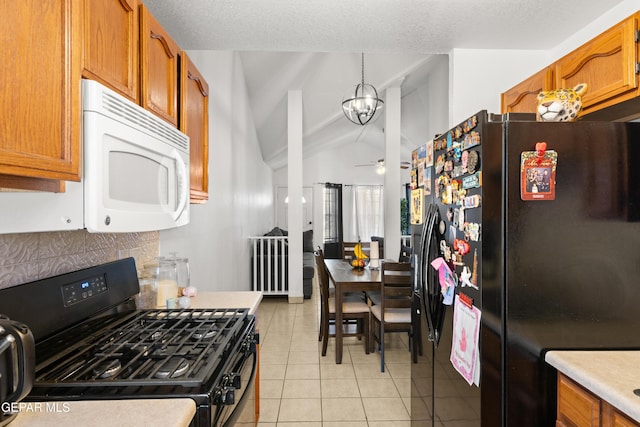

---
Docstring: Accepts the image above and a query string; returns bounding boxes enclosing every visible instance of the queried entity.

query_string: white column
[287,90,304,303]
[384,87,401,261]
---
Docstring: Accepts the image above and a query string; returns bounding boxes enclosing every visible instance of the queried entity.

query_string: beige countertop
[189,290,263,315]
[6,399,195,427]
[12,291,263,427]
[546,350,640,422]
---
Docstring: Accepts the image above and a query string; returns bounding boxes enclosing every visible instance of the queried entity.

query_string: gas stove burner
[93,359,122,379]
[149,330,163,340]
[191,327,217,340]
[153,357,190,379]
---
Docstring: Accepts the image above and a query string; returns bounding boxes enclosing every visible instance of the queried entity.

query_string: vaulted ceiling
[143,1,623,169]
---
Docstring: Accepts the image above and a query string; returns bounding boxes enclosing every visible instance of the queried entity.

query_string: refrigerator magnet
[520,142,557,201]
[466,150,480,174]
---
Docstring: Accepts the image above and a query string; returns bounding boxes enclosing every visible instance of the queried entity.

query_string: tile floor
[255,290,411,426]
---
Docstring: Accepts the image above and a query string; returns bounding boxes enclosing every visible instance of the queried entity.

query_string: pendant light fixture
[342,53,384,125]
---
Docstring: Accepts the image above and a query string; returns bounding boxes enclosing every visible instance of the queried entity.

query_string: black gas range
[0,258,257,427]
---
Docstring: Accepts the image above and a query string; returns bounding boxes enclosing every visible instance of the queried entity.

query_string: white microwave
[82,79,190,232]
[0,79,189,235]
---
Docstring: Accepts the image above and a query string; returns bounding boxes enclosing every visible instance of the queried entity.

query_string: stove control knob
[223,387,235,405]
[228,372,241,389]
[214,386,235,405]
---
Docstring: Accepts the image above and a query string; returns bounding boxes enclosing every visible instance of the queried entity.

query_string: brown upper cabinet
[501,67,554,114]
[180,53,210,203]
[502,11,640,119]
[140,4,180,127]
[82,0,139,103]
[0,0,82,189]
[554,12,639,116]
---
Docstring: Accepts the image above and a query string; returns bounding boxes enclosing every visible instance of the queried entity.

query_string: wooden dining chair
[341,241,370,260]
[370,261,417,372]
[314,248,371,357]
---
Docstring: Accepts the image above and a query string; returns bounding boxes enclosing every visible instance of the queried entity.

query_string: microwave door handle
[174,151,189,221]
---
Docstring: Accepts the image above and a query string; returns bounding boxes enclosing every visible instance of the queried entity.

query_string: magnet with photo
[521,142,557,201]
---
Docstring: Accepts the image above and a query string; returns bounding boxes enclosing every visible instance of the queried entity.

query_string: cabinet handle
[149,31,176,58]
[188,71,208,97]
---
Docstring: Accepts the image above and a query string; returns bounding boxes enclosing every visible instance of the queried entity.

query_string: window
[323,183,342,244]
[350,185,384,241]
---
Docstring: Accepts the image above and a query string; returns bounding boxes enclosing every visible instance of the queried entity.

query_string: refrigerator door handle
[420,203,440,344]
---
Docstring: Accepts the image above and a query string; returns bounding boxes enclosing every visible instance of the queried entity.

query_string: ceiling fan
[355,158,411,173]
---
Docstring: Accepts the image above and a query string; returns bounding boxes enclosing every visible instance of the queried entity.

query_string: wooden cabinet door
[602,402,639,427]
[501,67,554,114]
[82,0,139,103]
[554,13,639,115]
[0,0,81,184]
[180,52,209,203]
[140,4,179,127]
[557,374,601,427]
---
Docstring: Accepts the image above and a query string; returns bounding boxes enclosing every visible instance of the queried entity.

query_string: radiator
[249,236,289,295]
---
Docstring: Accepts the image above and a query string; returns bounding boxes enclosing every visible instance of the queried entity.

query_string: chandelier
[342,53,384,125]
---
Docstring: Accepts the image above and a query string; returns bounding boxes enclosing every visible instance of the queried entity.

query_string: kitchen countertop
[12,291,263,427]
[7,399,195,427]
[546,350,640,422]
[189,290,263,315]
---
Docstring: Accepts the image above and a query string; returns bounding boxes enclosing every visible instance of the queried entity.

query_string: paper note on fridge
[430,257,457,305]
[450,294,481,386]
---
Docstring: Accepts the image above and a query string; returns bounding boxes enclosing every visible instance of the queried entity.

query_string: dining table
[324,258,382,364]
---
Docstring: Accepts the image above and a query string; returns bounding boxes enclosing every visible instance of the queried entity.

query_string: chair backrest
[380,262,414,311]
[313,247,331,306]
[342,241,371,260]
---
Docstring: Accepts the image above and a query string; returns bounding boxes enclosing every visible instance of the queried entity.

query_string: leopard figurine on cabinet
[536,83,588,122]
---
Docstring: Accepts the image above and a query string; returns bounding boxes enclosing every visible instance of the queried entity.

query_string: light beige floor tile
[352,361,391,379]
[321,397,366,421]
[320,378,360,398]
[261,350,290,365]
[320,363,356,379]
[278,398,322,422]
[386,361,411,379]
[261,364,287,380]
[257,292,414,424]
[276,423,321,427]
[357,378,400,398]
[285,364,320,380]
[282,379,321,398]
[393,377,411,398]
[291,338,322,352]
[322,422,368,427]
[368,421,411,427]
[362,397,410,421]
[259,398,281,423]
[288,350,320,365]
[260,379,284,399]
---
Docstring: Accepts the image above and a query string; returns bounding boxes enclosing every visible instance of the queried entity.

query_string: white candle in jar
[156,279,178,308]
[370,241,380,269]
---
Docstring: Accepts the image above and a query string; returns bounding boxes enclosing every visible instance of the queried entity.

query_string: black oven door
[211,332,258,427]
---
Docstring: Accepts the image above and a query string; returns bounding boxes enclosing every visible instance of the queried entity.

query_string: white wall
[448,48,549,126]
[159,51,274,291]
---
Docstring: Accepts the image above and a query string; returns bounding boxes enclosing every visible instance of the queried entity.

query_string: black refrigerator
[410,110,640,426]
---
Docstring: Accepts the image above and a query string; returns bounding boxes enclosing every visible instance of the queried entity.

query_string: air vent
[100,91,189,152]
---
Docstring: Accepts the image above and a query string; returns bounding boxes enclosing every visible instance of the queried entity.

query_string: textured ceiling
[142,0,623,169]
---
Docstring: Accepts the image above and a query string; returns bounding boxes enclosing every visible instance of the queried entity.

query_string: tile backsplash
[0,230,158,289]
